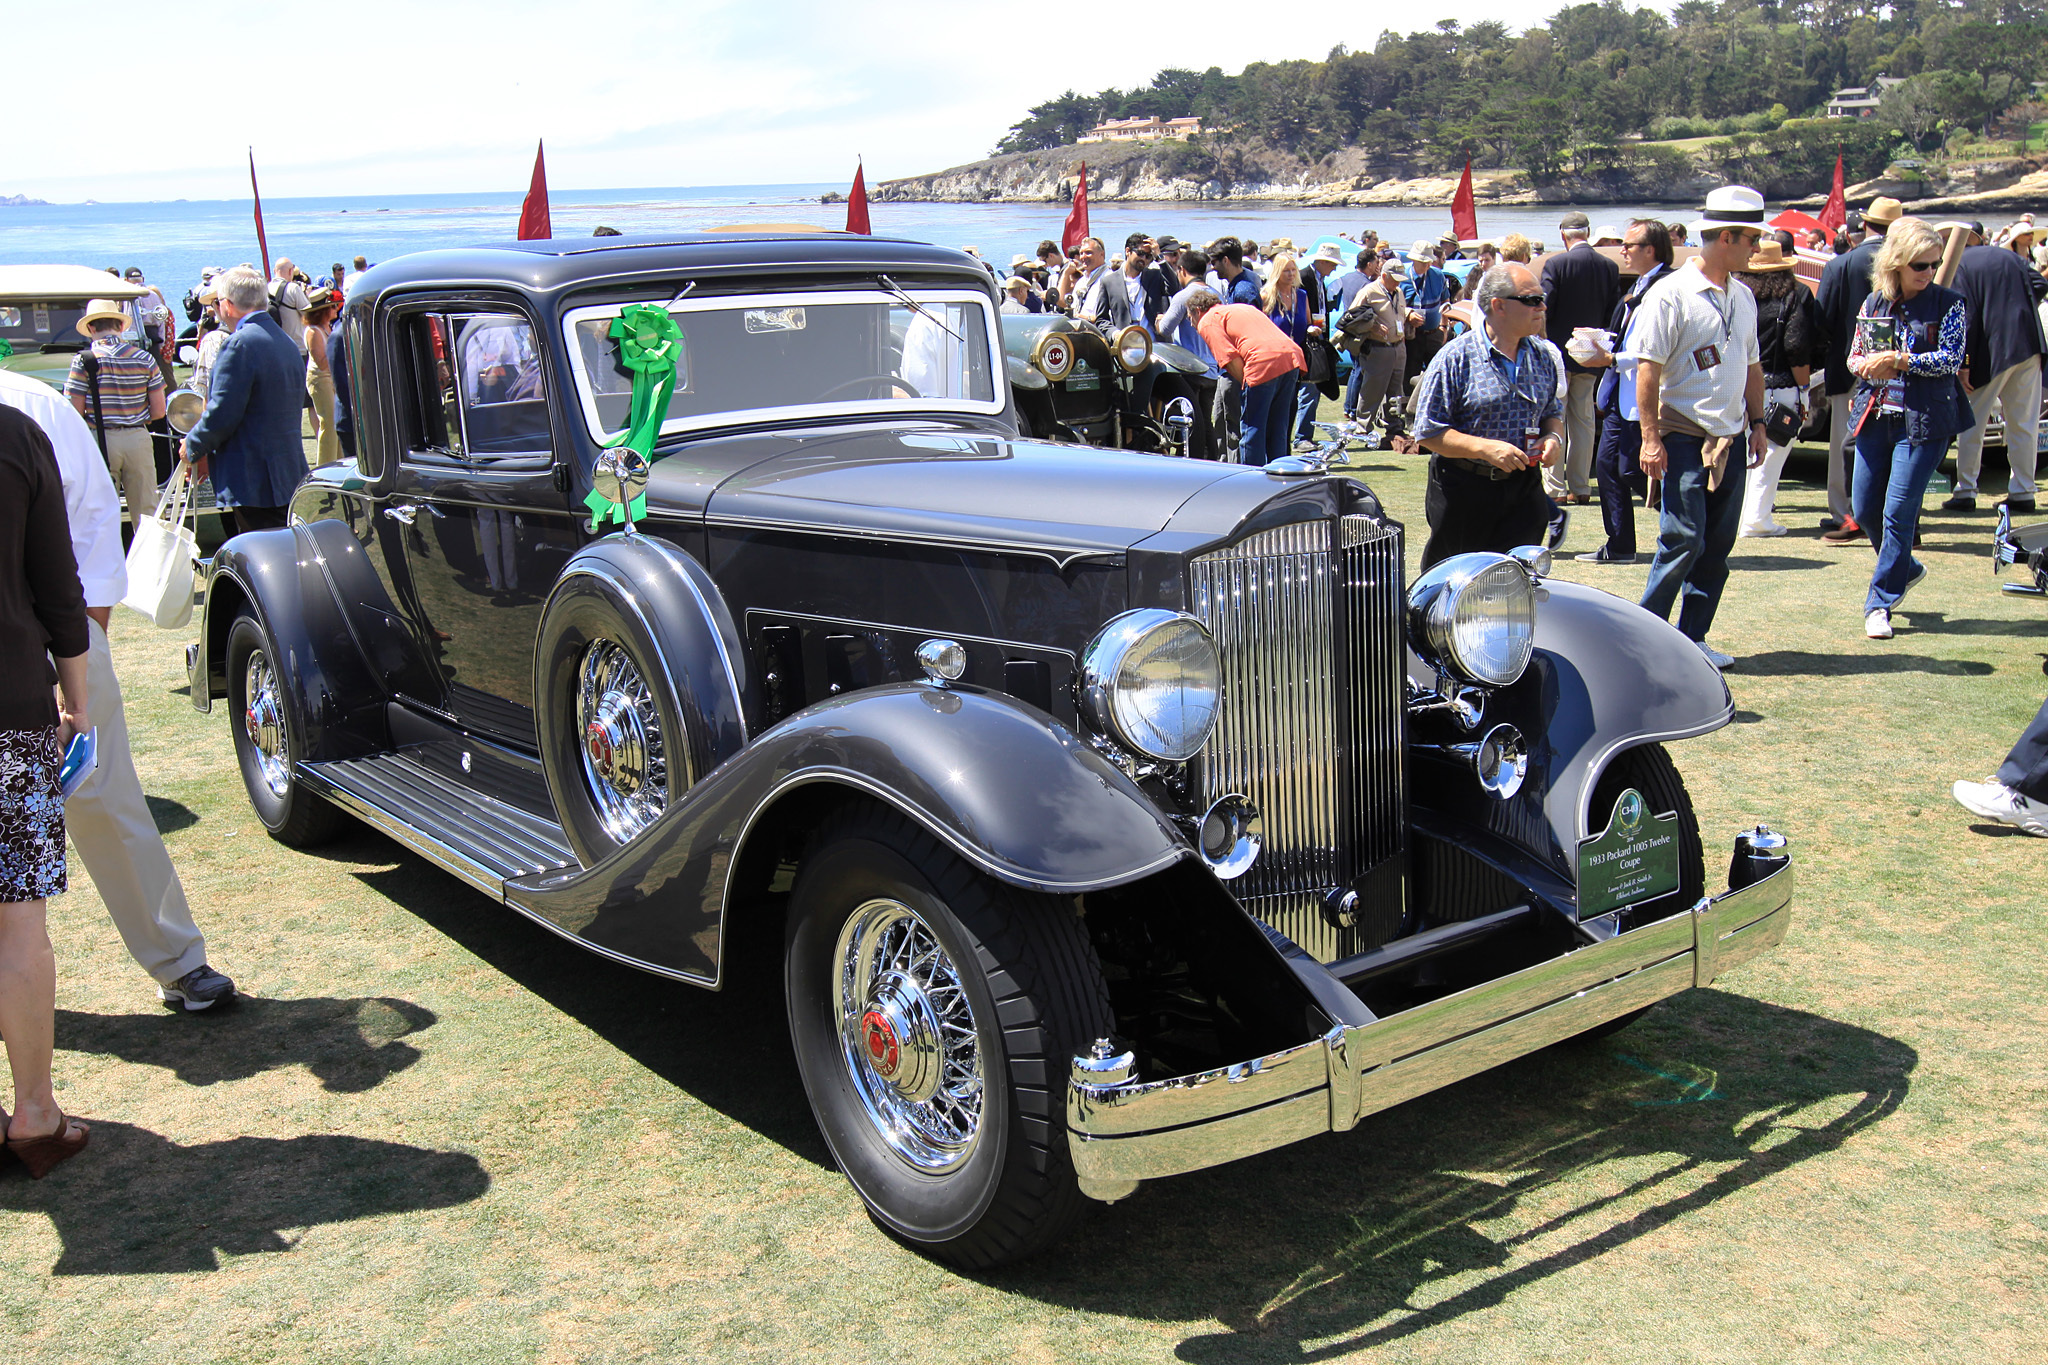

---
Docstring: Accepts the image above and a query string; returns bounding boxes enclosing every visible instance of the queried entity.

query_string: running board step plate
[301,751,576,897]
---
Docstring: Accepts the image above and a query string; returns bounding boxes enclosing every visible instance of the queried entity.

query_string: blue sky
[13,0,1606,203]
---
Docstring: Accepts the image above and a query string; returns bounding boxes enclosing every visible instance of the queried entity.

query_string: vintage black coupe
[191,231,1794,1268]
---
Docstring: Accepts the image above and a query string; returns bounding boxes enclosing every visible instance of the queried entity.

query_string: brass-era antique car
[1002,312,1219,456]
[191,231,1794,1268]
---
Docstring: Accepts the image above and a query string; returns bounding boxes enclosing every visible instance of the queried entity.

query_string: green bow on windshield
[584,303,683,531]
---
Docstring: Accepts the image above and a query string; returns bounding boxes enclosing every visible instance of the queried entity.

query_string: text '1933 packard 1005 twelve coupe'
[190,231,1794,1268]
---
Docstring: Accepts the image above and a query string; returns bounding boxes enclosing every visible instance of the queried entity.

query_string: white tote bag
[120,466,199,629]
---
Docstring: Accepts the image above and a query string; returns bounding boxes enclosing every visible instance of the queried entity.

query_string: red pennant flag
[1450,159,1478,243]
[1818,153,1846,233]
[248,148,271,281]
[517,140,552,241]
[846,161,871,235]
[1062,163,1090,254]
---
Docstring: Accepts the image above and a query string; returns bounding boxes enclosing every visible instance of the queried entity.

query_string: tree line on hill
[996,0,2048,192]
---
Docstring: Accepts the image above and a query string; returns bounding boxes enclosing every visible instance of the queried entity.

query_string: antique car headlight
[1031,330,1075,381]
[1112,325,1152,374]
[1080,610,1221,762]
[1406,552,1537,687]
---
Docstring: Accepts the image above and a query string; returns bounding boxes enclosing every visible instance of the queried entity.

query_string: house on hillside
[1827,77,1905,119]
[1079,116,1203,143]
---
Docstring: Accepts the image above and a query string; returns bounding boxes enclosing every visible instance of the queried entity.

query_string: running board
[300,750,577,898]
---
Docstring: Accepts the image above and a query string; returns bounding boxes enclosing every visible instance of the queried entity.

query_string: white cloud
[9,0,1601,201]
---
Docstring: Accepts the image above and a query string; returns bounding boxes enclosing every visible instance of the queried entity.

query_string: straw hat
[74,299,130,337]
[1862,196,1904,228]
[1743,240,1795,273]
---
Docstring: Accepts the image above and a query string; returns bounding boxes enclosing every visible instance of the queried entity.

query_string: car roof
[0,265,152,303]
[350,232,993,300]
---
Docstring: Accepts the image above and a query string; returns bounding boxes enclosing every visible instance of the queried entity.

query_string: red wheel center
[584,723,614,772]
[861,1009,901,1078]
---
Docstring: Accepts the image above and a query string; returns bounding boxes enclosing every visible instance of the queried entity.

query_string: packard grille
[1186,515,1407,961]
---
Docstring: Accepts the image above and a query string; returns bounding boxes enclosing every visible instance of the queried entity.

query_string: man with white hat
[63,300,165,528]
[1633,185,1772,670]
[1816,195,1901,540]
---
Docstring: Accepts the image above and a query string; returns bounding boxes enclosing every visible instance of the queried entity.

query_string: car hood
[702,428,1256,564]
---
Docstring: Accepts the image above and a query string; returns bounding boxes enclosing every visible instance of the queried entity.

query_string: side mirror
[165,387,205,435]
[591,447,651,531]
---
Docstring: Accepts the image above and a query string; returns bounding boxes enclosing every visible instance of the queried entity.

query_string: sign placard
[1576,787,1681,919]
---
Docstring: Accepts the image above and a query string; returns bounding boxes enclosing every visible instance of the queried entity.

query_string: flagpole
[249,147,271,280]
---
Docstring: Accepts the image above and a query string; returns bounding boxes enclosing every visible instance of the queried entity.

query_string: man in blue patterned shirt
[1412,263,1565,570]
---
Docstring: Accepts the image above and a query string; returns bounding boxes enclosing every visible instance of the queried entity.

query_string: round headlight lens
[1031,331,1075,381]
[1081,610,1221,762]
[1407,553,1536,686]
[1113,324,1152,374]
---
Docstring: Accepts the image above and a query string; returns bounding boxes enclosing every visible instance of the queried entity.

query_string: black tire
[784,804,1113,1269]
[1571,743,1705,1042]
[225,612,343,847]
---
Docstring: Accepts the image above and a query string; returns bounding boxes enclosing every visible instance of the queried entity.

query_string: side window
[400,314,463,460]
[452,314,551,460]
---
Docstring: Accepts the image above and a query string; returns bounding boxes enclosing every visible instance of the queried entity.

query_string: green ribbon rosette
[584,303,683,531]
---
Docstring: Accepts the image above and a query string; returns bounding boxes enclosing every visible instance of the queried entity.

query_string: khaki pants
[1826,392,1854,521]
[1953,359,2043,499]
[66,617,208,986]
[308,367,339,466]
[1544,372,1599,499]
[103,423,159,522]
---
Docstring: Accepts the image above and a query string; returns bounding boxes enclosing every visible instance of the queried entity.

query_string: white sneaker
[1696,641,1734,669]
[1865,608,1893,639]
[1953,778,2048,836]
[1740,524,1790,537]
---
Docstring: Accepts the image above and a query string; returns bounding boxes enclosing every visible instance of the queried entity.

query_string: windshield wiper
[663,281,698,310]
[877,274,963,343]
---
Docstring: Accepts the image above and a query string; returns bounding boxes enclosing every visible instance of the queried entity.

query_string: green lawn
[5,424,2045,1361]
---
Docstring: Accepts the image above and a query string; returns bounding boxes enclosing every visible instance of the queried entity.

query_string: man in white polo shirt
[1634,186,1771,670]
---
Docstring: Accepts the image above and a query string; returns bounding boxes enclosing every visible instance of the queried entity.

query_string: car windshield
[563,289,1001,441]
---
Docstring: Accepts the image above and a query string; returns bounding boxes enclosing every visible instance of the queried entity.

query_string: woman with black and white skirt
[0,403,92,1178]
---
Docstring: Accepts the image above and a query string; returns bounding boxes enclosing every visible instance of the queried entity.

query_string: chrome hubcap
[576,640,668,843]
[242,650,290,799]
[833,898,983,1172]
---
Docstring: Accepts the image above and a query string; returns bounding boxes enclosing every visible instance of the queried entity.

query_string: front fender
[504,684,1187,986]
[194,526,388,761]
[1410,579,1731,894]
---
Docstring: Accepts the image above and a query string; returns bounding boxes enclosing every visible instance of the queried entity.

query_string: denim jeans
[1240,369,1300,466]
[1294,371,1321,442]
[1852,414,1951,613]
[1639,431,1747,642]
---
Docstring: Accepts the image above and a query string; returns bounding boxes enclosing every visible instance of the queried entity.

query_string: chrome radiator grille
[1186,515,1406,961]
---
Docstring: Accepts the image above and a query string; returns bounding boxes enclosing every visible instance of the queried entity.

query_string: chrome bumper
[1066,853,1795,1201]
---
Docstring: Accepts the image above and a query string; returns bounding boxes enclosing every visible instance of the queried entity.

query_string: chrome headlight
[1080,610,1221,762]
[1406,552,1537,686]
[1112,324,1152,374]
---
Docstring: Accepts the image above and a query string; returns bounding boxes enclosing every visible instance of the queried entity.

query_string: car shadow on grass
[335,841,827,1167]
[56,996,436,1093]
[991,993,1913,1363]
[1737,650,1994,675]
[0,1122,490,1274]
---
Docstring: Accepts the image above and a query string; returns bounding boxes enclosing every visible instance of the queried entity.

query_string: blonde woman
[1499,233,1533,264]
[1261,254,1309,346]
[1845,217,1972,639]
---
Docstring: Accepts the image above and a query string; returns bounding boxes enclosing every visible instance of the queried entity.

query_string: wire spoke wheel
[833,898,984,1173]
[242,649,291,799]
[575,639,668,844]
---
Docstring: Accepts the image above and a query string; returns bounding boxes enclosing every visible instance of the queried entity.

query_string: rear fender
[194,525,389,760]
[503,684,1187,986]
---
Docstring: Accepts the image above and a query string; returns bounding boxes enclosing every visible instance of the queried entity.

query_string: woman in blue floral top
[1847,218,1974,640]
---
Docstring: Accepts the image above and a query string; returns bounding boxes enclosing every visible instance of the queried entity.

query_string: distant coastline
[0,194,49,207]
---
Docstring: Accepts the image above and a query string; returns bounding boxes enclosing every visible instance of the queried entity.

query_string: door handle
[382,503,445,524]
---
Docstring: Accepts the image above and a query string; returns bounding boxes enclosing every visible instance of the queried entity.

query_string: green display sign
[1576,788,1681,919]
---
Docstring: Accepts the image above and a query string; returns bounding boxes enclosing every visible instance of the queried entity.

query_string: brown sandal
[7,1111,89,1179]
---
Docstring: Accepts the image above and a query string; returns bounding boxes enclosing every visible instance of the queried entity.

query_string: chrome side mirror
[591,448,651,531]
[166,387,204,435]
[1162,396,1194,456]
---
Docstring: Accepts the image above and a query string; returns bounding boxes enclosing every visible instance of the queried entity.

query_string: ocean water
[0,183,1688,298]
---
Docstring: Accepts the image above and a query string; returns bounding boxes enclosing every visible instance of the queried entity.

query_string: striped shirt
[63,341,164,429]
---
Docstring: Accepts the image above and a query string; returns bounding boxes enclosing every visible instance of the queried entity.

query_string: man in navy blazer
[1948,230,2048,513]
[180,265,307,533]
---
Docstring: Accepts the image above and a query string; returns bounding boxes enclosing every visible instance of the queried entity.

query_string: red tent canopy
[1770,208,1827,236]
